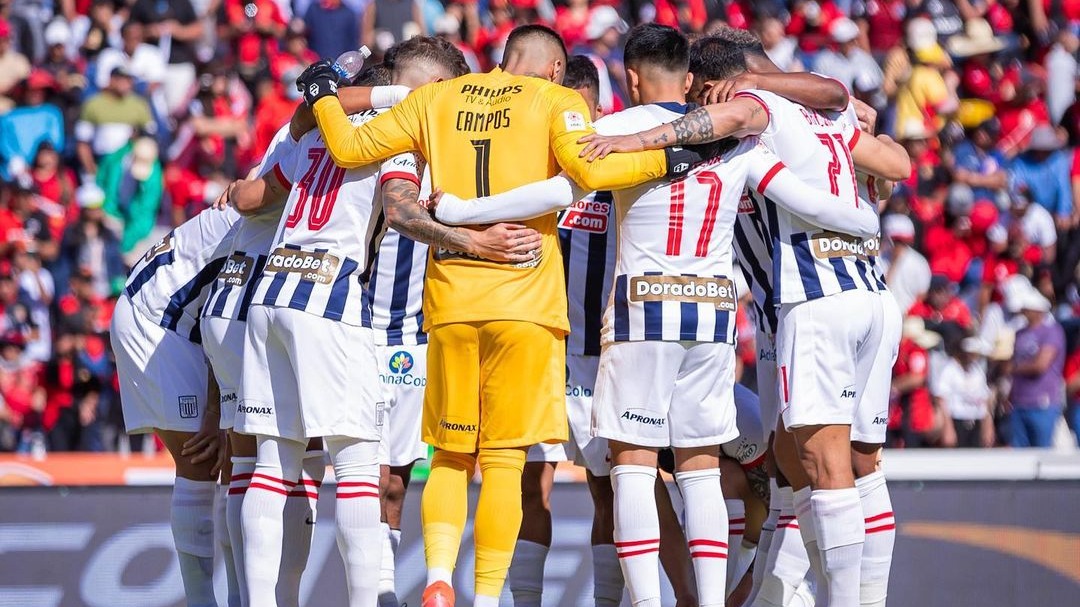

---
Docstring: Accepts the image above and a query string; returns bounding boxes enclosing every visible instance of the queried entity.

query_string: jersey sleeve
[546,87,667,192]
[747,144,881,238]
[378,153,421,188]
[434,174,587,226]
[254,124,298,180]
[311,85,427,169]
[732,89,776,137]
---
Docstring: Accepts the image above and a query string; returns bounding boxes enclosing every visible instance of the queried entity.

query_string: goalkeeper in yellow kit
[296,25,701,607]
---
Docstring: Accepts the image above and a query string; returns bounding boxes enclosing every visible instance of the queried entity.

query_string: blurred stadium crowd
[0,0,1078,454]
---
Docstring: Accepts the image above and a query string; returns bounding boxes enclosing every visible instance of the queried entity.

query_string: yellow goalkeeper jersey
[312,68,667,331]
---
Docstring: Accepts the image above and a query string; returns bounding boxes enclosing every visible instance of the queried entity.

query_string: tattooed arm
[578,97,769,161]
[746,463,771,505]
[381,177,543,264]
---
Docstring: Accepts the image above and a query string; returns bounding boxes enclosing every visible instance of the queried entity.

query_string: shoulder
[594,106,659,136]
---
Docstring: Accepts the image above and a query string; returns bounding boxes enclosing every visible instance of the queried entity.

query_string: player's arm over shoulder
[311,83,434,169]
[546,87,667,191]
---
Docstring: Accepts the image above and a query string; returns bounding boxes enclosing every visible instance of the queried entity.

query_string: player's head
[709,25,779,74]
[387,36,470,88]
[502,24,567,84]
[687,35,749,100]
[622,23,690,107]
[565,55,601,121]
[354,64,391,87]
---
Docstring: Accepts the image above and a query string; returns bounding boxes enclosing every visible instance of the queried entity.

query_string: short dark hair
[711,25,767,58]
[389,35,470,80]
[504,24,567,63]
[355,64,391,86]
[623,23,688,74]
[564,55,599,99]
[688,36,749,82]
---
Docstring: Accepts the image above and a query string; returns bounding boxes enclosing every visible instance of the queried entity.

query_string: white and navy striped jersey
[124,207,240,343]
[559,190,617,356]
[855,169,889,292]
[722,383,768,469]
[597,103,759,345]
[733,190,778,336]
[250,109,420,326]
[365,171,431,346]
[738,89,883,305]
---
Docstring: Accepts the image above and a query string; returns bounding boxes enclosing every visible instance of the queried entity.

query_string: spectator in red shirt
[252,66,302,156]
[30,142,78,244]
[855,0,908,57]
[786,0,843,53]
[223,0,286,88]
[554,0,590,50]
[1065,342,1080,447]
[949,18,1007,103]
[0,330,44,446]
[890,316,941,448]
[995,68,1051,158]
[909,274,974,331]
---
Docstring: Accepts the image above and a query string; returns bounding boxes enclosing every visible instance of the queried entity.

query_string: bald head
[501,24,568,83]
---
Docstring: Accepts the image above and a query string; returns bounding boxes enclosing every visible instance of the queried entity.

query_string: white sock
[746,480,779,606]
[725,498,747,594]
[227,456,255,607]
[378,523,400,607]
[856,471,894,607]
[242,437,306,607]
[277,450,324,607]
[427,567,453,587]
[327,436,383,607]
[171,477,217,607]
[794,486,827,605]
[592,544,624,607]
[611,465,661,607]
[675,469,728,607]
[508,539,549,607]
[475,595,500,607]
[216,484,241,607]
[754,487,812,607]
[811,488,865,607]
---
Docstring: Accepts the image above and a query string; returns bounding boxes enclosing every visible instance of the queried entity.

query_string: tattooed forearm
[670,107,717,145]
[383,179,473,254]
[746,464,771,505]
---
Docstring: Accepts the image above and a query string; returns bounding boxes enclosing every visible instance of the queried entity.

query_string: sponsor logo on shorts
[142,232,174,263]
[558,198,609,234]
[221,392,238,404]
[237,403,273,416]
[810,232,880,260]
[737,192,755,214]
[567,384,593,397]
[265,248,341,285]
[736,441,758,463]
[758,347,776,362]
[376,401,385,427]
[178,396,198,419]
[629,275,736,310]
[620,409,665,427]
[218,254,254,287]
[439,419,478,433]
[380,351,426,387]
[840,386,857,399]
[873,413,888,425]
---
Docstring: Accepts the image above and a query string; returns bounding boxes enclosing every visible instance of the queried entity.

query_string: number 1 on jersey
[666,170,723,257]
[471,138,492,197]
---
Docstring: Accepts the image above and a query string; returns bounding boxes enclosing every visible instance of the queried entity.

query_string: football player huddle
[113,20,908,607]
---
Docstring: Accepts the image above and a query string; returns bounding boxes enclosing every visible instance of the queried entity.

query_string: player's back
[202,211,279,323]
[125,207,239,341]
[410,69,582,332]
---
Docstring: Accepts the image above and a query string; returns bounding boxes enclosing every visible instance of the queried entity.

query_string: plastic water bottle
[332,47,373,82]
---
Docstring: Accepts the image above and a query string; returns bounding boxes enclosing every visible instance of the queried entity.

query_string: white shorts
[527,354,610,476]
[201,316,246,430]
[236,305,383,443]
[593,341,738,449]
[852,290,902,444]
[755,329,779,443]
[777,290,885,430]
[111,295,209,435]
[376,343,429,467]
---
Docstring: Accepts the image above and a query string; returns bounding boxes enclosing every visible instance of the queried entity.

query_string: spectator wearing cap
[813,17,886,109]
[0,252,48,363]
[995,67,1051,158]
[1007,185,1057,264]
[932,336,995,448]
[73,0,124,60]
[271,20,318,82]
[1008,286,1065,447]
[433,12,480,73]
[96,140,163,256]
[52,183,125,301]
[572,5,628,114]
[909,274,974,331]
[0,69,64,179]
[0,325,44,451]
[0,18,31,113]
[950,118,1008,204]
[1009,125,1075,229]
[129,0,204,116]
[94,22,167,94]
[892,17,958,135]
[756,16,804,73]
[890,316,941,448]
[74,65,155,179]
[881,213,931,314]
[949,18,1006,104]
[40,19,86,106]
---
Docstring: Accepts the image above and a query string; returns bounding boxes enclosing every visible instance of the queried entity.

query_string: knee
[432,449,478,472]
[850,443,881,478]
[521,475,550,513]
[477,447,526,474]
[383,473,407,507]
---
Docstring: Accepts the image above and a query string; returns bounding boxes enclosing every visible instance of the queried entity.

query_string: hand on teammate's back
[464,223,544,264]
[699,73,758,105]
[297,59,341,107]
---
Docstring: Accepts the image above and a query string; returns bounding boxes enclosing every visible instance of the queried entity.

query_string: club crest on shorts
[178,395,199,419]
[388,351,414,374]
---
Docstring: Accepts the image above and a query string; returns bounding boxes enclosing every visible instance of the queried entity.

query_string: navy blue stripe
[790,233,822,301]
[559,225,571,290]
[714,309,731,343]
[160,258,228,333]
[679,302,698,341]
[237,254,267,322]
[764,203,785,306]
[734,225,777,333]
[360,210,387,285]
[326,257,360,321]
[653,101,691,114]
[263,271,288,304]
[210,281,231,317]
[830,257,857,291]
[125,250,176,298]
[188,317,202,344]
[613,275,630,341]
[582,207,610,356]
[852,257,874,291]
[384,238,417,343]
[642,271,664,340]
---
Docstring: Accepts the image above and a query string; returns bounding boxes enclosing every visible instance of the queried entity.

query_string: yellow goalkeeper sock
[474,447,527,599]
[421,449,475,581]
